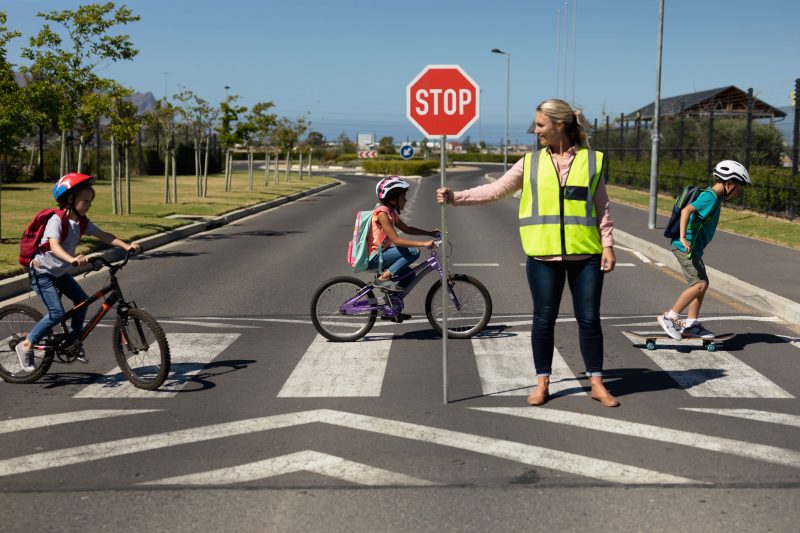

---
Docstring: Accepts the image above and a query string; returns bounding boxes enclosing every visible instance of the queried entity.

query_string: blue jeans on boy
[27,270,89,345]
[526,255,605,377]
[369,246,419,278]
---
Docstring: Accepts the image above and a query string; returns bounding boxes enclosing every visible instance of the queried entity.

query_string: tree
[0,11,28,180]
[21,2,139,175]
[145,98,178,203]
[378,136,396,155]
[272,117,307,183]
[106,82,139,214]
[247,101,276,189]
[217,93,248,191]
[337,131,356,153]
[175,88,217,197]
[306,131,325,149]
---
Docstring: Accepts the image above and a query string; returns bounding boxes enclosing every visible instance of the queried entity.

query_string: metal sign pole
[440,134,448,404]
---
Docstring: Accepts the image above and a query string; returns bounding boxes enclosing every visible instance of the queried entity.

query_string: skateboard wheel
[645,340,656,351]
[706,343,717,352]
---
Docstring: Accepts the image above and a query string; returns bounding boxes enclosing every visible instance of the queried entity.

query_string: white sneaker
[15,343,35,372]
[657,313,683,340]
[681,322,715,339]
[76,345,89,364]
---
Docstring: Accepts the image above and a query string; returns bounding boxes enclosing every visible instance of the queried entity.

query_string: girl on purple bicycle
[370,176,438,292]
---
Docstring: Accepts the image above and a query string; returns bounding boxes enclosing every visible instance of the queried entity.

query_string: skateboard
[622,330,735,352]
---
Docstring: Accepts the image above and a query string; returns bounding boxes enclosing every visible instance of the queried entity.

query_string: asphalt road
[1,166,799,532]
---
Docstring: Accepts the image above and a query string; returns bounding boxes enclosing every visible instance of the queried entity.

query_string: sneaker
[14,342,35,372]
[657,313,683,340]
[76,345,89,364]
[373,278,402,292]
[681,322,715,339]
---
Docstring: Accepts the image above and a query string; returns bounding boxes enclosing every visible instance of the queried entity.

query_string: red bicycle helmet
[53,173,95,207]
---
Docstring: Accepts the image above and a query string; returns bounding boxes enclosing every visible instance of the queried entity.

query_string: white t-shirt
[33,214,99,277]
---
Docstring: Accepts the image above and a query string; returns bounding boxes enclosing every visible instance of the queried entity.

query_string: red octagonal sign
[407,65,480,138]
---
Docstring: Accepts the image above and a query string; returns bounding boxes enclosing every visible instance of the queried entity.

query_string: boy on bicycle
[15,173,140,371]
[370,176,438,292]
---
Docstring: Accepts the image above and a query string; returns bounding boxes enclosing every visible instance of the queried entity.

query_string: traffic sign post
[406,65,480,404]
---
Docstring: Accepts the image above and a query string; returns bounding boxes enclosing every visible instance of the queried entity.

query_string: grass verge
[607,184,800,250]
[0,171,335,279]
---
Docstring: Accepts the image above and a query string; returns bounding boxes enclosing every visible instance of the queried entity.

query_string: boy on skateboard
[657,160,751,340]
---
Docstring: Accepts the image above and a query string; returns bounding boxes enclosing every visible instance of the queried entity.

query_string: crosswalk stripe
[681,408,800,428]
[622,332,793,398]
[0,409,695,485]
[474,407,800,469]
[278,334,392,397]
[73,333,241,398]
[140,450,437,486]
[471,331,587,397]
[0,410,159,435]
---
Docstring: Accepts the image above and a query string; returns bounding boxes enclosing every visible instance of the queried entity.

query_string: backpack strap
[370,205,393,273]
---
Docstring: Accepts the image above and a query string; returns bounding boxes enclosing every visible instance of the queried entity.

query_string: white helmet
[376,176,410,200]
[713,160,751,185]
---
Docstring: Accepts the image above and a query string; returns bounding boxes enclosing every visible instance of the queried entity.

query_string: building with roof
[622,86,786,123]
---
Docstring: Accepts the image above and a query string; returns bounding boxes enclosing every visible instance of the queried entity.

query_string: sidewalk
[611,201,800,326]
[484,171,800,327]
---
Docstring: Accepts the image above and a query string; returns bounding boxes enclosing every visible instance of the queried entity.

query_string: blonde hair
[536,99,590,148]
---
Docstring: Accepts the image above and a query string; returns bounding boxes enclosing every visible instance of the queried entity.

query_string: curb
[614,229,800,326]
[0,180,340,303]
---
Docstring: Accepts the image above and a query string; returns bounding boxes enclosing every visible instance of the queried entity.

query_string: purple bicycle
[310,240,492,342]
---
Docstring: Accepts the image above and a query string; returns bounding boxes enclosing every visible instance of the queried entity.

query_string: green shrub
[361,160,440,176]
[448,153,526,164]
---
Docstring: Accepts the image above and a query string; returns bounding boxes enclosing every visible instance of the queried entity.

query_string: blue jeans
[369,246,420,278]
[526,255,605,377]
[28,270,89,345]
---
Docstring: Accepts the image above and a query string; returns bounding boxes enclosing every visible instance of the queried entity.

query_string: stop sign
[406,65,480,138]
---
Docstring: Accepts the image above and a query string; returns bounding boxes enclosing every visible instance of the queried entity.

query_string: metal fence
[592,82,798,219]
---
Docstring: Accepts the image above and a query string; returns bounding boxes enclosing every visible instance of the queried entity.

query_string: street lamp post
[491,49,510,173]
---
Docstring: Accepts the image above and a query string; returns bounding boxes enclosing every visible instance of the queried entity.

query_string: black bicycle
[0,251,170,390]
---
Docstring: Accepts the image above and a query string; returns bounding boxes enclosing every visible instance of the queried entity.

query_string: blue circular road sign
[400,145,415,160]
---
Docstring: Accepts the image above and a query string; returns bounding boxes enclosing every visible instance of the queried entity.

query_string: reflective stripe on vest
[518,148,604,256]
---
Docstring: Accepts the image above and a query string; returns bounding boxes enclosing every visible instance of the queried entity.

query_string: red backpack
[18,209,88,267]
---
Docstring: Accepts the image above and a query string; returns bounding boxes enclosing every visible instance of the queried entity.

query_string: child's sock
[666,310,680,320]
[683,318,697,327]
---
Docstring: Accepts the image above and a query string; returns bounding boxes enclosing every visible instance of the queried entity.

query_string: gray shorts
[671,245,708,286]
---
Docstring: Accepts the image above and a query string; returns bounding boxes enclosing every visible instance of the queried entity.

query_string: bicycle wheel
[311,276,377,342]
[112,308,170,390]
[425,274,493,339]
[0,304,54,384]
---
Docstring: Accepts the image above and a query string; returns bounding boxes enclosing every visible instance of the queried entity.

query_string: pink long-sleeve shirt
[452,147,614,260]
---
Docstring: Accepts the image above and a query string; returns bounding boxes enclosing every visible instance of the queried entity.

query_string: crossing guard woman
[436,98,619,407]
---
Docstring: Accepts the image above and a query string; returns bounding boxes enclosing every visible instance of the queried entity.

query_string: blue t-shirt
[671,189,720,258]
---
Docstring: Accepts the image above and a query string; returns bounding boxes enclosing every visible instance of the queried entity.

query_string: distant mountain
[127,91,157,114]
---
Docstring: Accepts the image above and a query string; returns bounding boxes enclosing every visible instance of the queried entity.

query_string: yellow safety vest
[518,148,604,256]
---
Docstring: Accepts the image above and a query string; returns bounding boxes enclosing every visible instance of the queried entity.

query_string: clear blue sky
[4,0,798,145]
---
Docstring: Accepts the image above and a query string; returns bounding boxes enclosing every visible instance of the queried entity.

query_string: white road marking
[157,320,259,329]
[614,245,651,263]
[615,315,781,328]
[475,407,800,469]
[0,410,159,435]
[73,333,241,398]
[615,262,636,267]
[278,334,392,397]
[0,409,695,485]
[141,450,436,486]
[471,330,587,397]
[681,408,800,428]
[452,263,500,267]
[622,332,793,398]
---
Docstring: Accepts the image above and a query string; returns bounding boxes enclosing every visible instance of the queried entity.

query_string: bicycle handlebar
[74,248,137,272]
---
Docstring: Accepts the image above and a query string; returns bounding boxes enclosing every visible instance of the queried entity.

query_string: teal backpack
[347,205,390,272]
